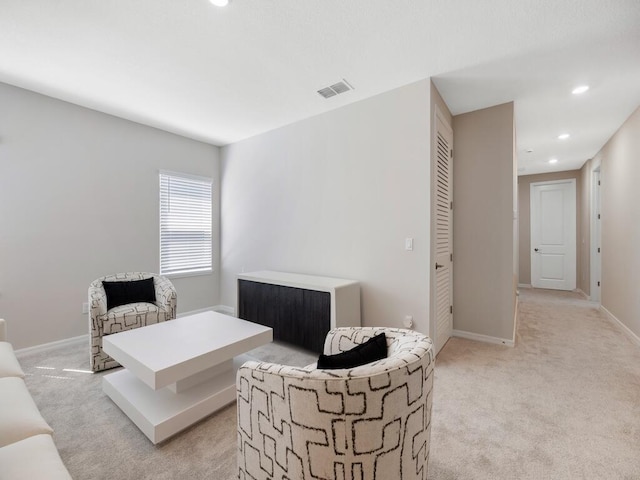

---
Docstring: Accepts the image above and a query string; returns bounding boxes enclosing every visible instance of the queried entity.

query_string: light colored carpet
[429,288,640,479]
[16,289,640,479]
[17,339,317,480]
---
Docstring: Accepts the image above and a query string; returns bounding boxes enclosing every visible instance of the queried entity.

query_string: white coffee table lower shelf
[102,311,272,444]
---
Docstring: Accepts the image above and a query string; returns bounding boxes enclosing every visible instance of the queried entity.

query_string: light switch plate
[405,238,413,251]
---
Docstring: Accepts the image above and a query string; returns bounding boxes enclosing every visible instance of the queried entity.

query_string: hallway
[429,288,640,479]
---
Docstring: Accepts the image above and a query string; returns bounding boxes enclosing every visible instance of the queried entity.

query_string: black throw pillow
[317,333,387,370]
[102,277,156,310]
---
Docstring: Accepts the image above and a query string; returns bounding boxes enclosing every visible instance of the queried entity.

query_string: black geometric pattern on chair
[237,327,434,480]
[89,272,177,372]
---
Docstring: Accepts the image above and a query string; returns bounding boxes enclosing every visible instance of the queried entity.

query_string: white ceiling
[1,0,639,175]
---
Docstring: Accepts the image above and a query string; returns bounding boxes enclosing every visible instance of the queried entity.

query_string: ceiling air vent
[317,79,354,99]
[317,87,337,99]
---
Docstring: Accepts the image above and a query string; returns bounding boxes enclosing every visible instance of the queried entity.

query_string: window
[159,171,213,276]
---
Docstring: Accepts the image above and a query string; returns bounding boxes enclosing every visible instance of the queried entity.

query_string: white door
[433,109,453,355]
[530,179,576,290]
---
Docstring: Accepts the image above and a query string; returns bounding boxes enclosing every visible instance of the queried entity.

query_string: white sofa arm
[0,319,6,342]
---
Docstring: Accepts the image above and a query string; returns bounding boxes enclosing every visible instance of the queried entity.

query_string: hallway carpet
[16,289,640,479]
[430,288,640,479]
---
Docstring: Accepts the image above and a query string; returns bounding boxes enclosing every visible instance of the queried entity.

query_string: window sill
[161,270,214,280]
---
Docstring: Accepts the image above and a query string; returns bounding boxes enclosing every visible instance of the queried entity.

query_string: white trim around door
[430,105,454,356]
[530,178,577,291]
[590,166,602,303]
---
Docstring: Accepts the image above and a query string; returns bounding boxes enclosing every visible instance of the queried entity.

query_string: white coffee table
[101,311,272,444]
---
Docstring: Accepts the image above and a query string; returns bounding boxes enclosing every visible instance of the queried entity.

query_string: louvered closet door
[434,113,453,355]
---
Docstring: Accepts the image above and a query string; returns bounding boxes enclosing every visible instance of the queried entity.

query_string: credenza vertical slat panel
[238,279,331,353]
[303,288,331,353]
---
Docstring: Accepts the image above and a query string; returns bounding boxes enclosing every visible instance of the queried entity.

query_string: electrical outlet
[82,303,89,314]
[403,315,413,329]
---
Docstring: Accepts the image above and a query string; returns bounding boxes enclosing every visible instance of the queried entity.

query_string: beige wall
[430,81,453,126]
[0,82,220,349]
[517,170,583,289]
[220,80,432,334]
[452,102,516,341]
[597,106,640,337]
[429,80,453,338]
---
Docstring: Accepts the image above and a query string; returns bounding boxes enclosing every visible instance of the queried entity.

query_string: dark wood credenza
[237,271,361,353]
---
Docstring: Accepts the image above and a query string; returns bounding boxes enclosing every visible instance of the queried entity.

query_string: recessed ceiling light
[558,133,570,140]
[572,85,589,95]
[549,158,558,164]
[209,0,229,6]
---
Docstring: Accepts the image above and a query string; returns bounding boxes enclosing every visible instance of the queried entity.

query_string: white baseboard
[518,283,532,289]
[600,305,640,348]
[212,305,236,316]
[452,329,515,347]
[15,334,88,355]
[575,288,590,300]
[177,305,235,317]
[176,306,217,318]
[16,305,234,355]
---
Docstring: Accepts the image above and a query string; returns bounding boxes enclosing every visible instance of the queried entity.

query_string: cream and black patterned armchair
[237,327,435,480]
[89,272,177,372]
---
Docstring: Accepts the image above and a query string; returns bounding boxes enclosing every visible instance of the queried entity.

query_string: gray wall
[0,82,220,349]
[220,80,432,334]
[452,102,516,341]
[596,106,640,337]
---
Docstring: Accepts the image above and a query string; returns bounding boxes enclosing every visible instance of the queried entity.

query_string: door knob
[435,263,444,269]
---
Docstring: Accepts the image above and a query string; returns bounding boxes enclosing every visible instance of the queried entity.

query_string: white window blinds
[159,171,213,276]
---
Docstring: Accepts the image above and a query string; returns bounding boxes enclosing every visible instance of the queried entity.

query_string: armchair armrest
[88,283,108,320]
[238,360,316,381]
[238,329,435,480]
[237,361,350,480]
[154,275,177,316]
[323,326,387,355]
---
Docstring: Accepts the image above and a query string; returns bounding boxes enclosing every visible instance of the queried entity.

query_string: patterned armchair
[89,272,177,372]
[237,327,434,480]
